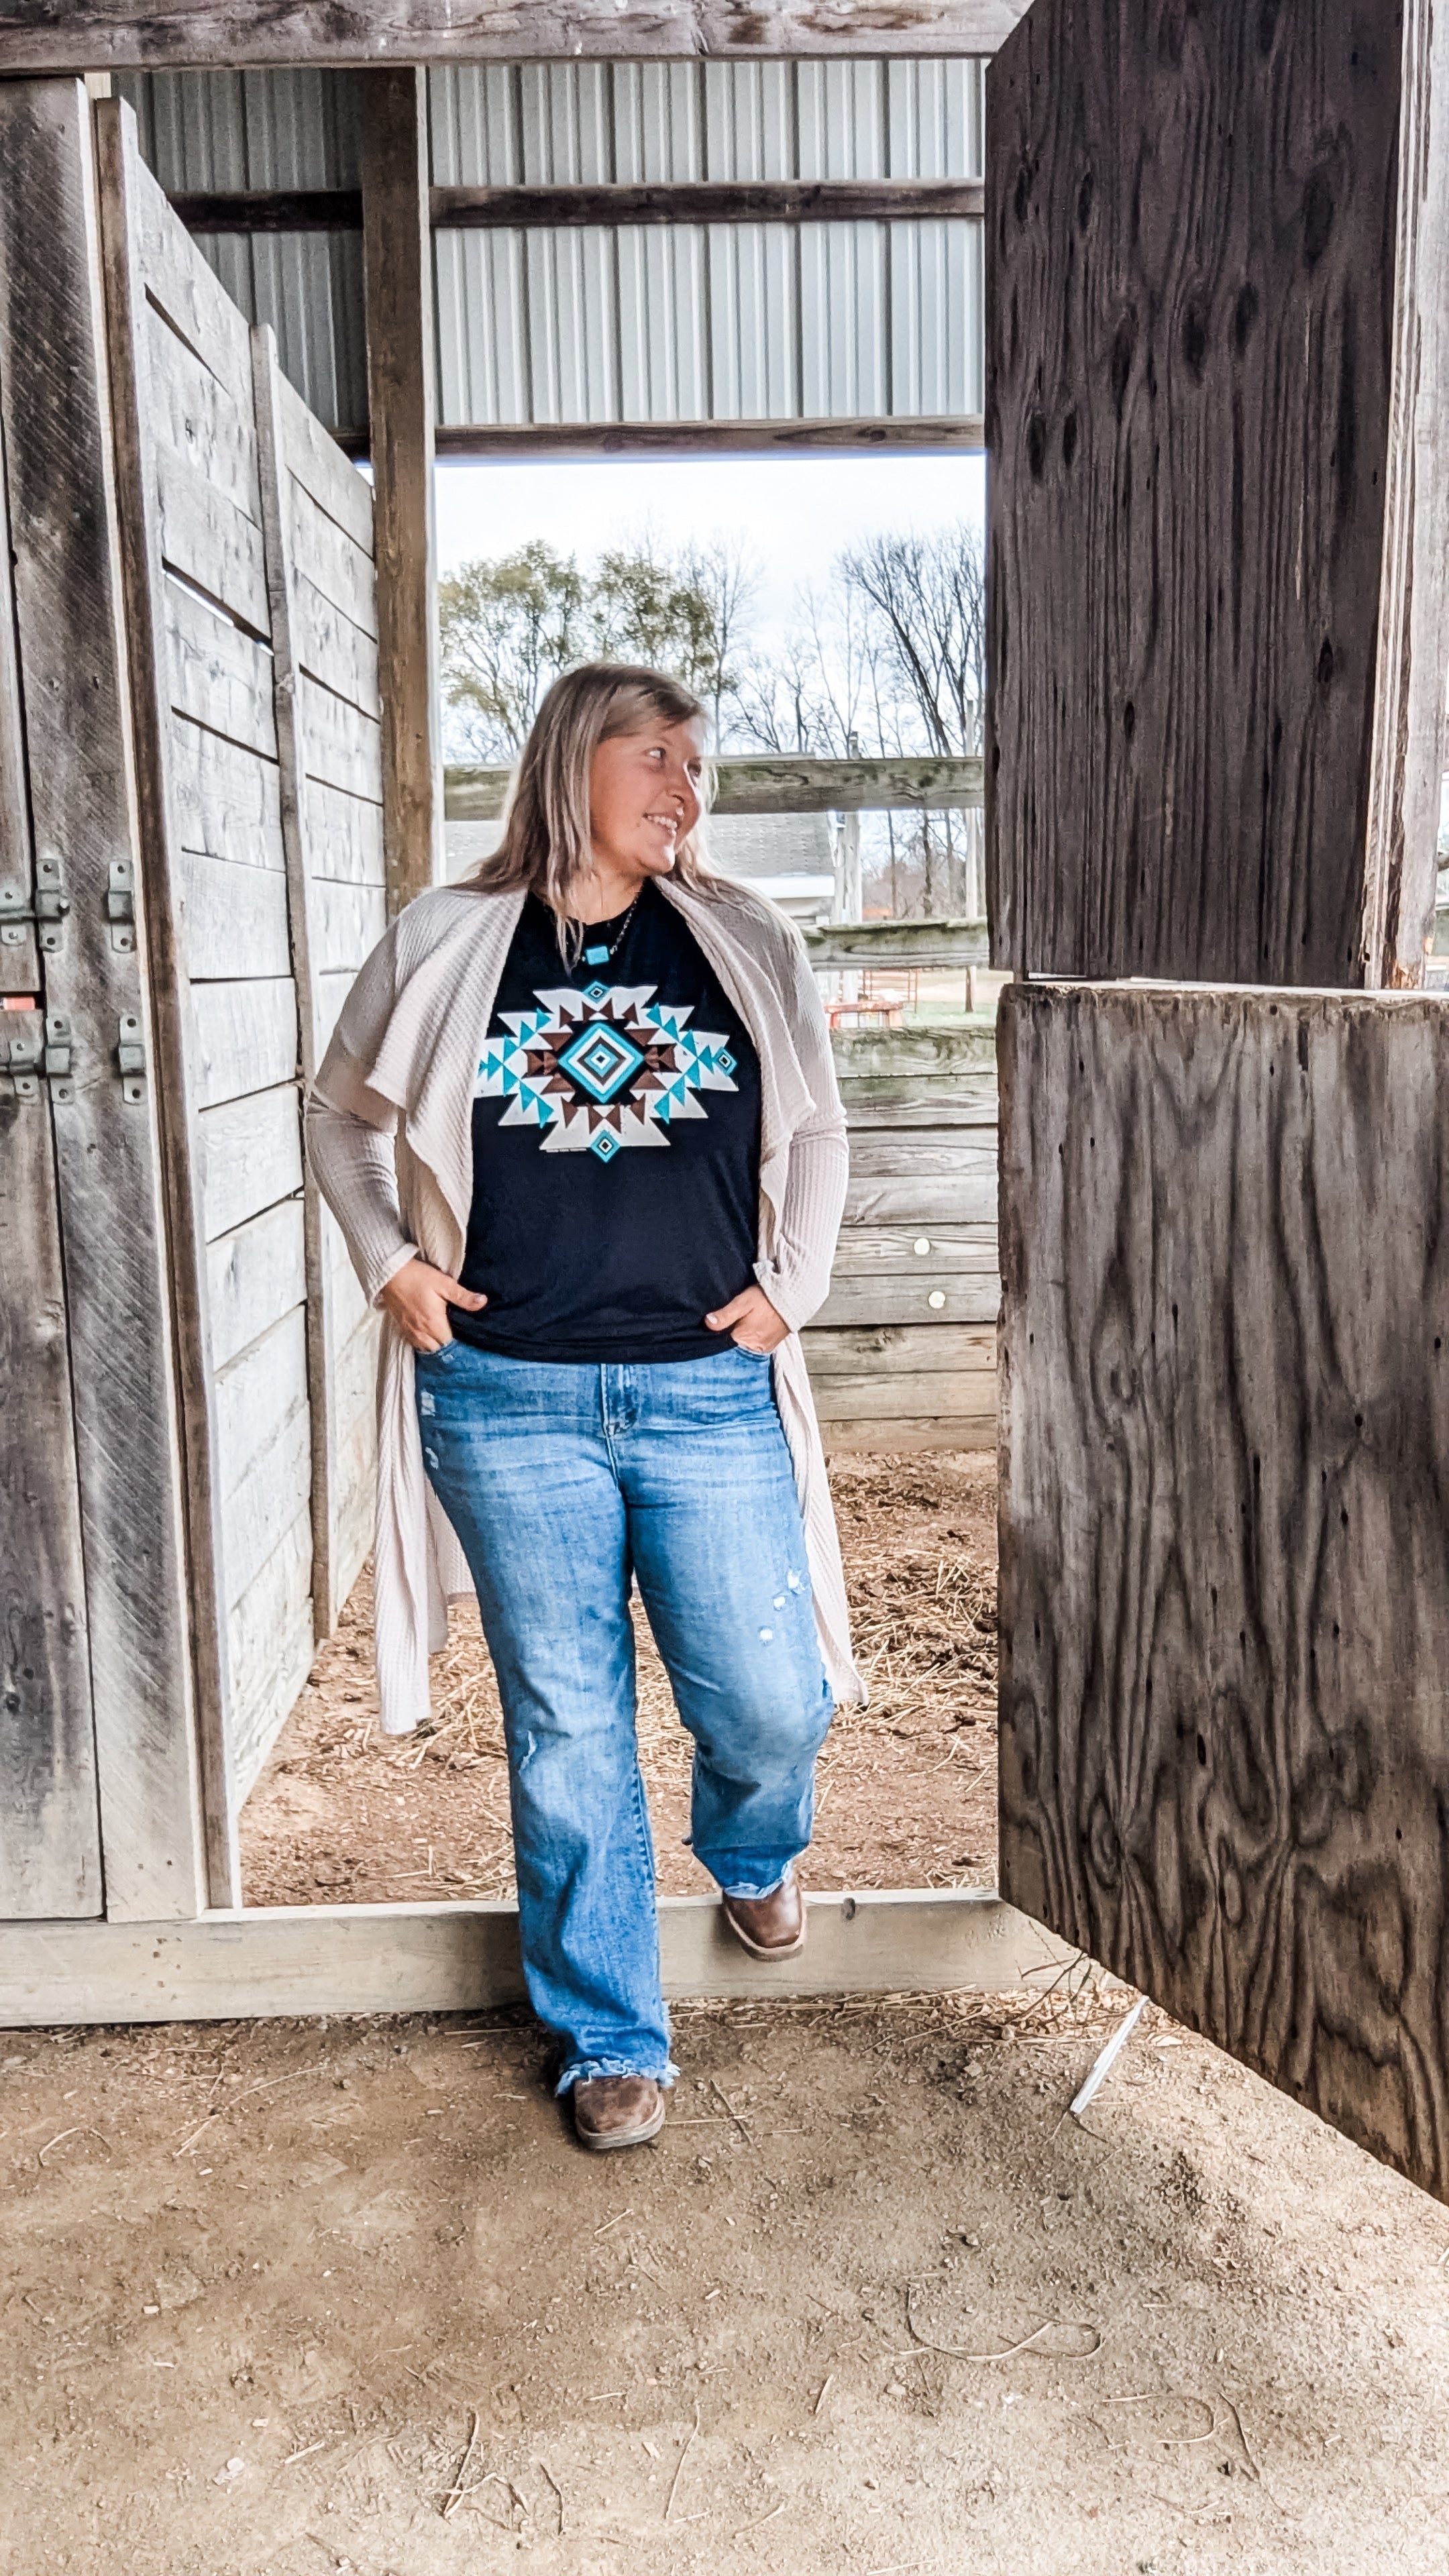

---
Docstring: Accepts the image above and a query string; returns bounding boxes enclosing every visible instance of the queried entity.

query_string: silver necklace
[580,894,641,969]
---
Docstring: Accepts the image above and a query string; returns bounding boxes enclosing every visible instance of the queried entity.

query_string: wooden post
[0,80,209,1921]
[358,66,439,918]
[95,100,241,1908]
[1362,0,1449,988]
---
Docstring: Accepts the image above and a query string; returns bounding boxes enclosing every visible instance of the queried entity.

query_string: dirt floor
[242,1454,999,1908]
[5,1988,1449,2574]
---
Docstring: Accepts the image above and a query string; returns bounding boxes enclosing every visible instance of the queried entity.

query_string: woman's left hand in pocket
[705,1284,790,1353]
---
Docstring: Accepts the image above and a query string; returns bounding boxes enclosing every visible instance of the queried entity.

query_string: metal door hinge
[1,1028,40,1099]
[115,1013,146,1103]
[107,859,136,953]
[2,1012,73,1101]
[0,857,70,951]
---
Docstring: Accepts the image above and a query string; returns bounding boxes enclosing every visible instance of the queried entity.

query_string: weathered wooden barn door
[95,100,382,1813]
[989,0,1449,2198]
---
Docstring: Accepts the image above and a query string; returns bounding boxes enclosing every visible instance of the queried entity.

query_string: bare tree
[840,523,986,755]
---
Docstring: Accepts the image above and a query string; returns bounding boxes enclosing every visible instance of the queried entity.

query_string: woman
[307,662,861,2153]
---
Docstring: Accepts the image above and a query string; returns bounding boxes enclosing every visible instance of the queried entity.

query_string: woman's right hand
[378,1257,486,1354]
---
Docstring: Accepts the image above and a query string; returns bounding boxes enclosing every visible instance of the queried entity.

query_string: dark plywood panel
[986,2,1403,986]
[998,980,1449,2200]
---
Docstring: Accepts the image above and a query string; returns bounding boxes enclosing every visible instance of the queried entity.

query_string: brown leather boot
[572,2075,666,2152]
[721,1864,808,1960]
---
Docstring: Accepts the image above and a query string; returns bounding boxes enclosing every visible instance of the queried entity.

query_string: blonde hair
[466,663,719,946]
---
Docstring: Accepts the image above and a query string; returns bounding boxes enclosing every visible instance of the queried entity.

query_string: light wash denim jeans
[415,1340,835,2091]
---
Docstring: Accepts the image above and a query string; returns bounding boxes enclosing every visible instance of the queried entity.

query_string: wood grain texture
[1,82,208,1923]
[986,0,1402,986]
[1362,0,1449,987]
[358,68,439,917]
[0,1890,1074,2031]
[0,0,1028,69]
[98,98,240,1909]
[0,1012,103,1917]
[998,980,1449,2201]
[425,416,987,464]
[447,753,982,822]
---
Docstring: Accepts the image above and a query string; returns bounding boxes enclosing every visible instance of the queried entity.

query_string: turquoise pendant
[584,943,609,965]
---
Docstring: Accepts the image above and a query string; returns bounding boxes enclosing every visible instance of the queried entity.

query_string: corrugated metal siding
[431,59,983,427]
[119,61,983,436]
[116,69,370,435]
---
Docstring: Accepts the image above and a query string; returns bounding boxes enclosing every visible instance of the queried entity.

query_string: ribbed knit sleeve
[752,928,849,1332]
[305,914,421,1307]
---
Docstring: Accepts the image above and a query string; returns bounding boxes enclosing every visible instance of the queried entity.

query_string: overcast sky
[435,452,986,633]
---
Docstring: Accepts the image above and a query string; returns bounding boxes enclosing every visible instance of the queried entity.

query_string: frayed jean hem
[555,2056,680,2098]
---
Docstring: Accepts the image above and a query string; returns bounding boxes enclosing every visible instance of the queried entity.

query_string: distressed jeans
[415,1342,835,2090]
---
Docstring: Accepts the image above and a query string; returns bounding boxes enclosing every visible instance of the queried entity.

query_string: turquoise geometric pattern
[475,980,739,1161]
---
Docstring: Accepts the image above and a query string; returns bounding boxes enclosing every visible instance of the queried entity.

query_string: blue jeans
[415,1342,835,2090]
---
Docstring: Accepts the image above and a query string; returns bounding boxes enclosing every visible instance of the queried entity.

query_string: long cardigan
[305,873,865,1736]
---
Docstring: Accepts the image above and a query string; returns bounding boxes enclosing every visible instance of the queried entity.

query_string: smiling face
[588,715,706,895]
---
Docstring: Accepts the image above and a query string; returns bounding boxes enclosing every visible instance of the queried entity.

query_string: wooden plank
[808,1368,996,1424]
[802,1322,994,1375]
[300,672,382,801]
[998,981,1449,2202]
[831,1224,1000,1277]
[844,1175,997,1229]
[844,1132,997,1183]
[2,85,209,1921]
[0,1891,1079,2030]
[97,97,239,1909]
[189,977,299,1112]
[987,0,1401,986]
[257,323,345,1642]
[207,1197,307,1377]
[447,753,983,823]
[154,442,269,633]
[843,1092,998,1132]
[807,924,987,968]
[312,876,386,976]
[164,579,276,759]
[1362,0,1449,987]
[429,417,987,465]
[305,777,385,885]
[0,339,38,996]
[227,1503,315,1804]
[169,177,989,233]
[359,67,439,917]
[220,1391,312,1609]
[832,1025,996,1079]
[199,1083,303,1244]
[127,127,254,410]
[286,478,378,638]
[316,966,361,1057]
[293,570,382,716]
[815,1273,999,1330]
[180,845,292,981]
[0,1010,103,1917]
[169,718,284,869]
[275,366,374,553]
[824,1415,995,1455]
[143,295,260,519]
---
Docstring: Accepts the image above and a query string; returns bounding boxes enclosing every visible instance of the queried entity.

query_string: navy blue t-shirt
[449,883,763,1363]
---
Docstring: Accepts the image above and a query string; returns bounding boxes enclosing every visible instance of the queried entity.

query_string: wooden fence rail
[445,753,984,822]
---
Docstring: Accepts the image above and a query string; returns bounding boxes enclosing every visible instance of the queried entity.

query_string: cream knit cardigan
[305,873,865,1737]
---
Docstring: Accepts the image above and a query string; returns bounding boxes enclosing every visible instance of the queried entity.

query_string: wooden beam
[0,3,1030,74]
[445,753,983,822]
[1362,0,1449,988]
[0,1890,1080,2027]
[804,920,988,969]
[358,68,439,918]
[169,178,987,235]
[427,416,985,465]
[0,82,209,1921]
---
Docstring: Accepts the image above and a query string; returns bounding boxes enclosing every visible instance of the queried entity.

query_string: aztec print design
[475,981,739,1165]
